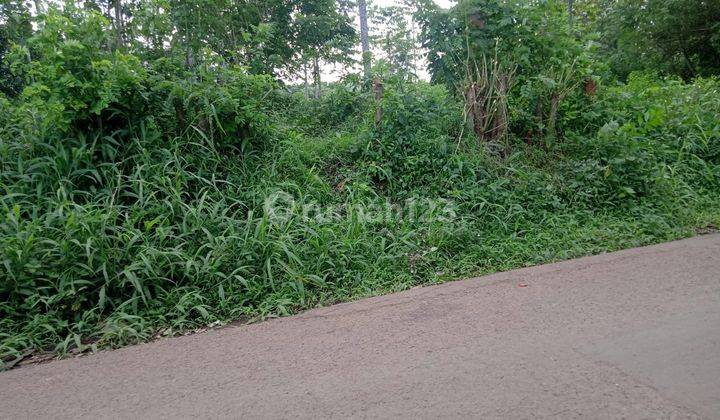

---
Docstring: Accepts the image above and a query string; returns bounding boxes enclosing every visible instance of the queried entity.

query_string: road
[2,234,720,419]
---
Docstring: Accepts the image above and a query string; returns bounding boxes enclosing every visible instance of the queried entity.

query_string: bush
[146,61,276,152]
[358,82,470,196]
[275,78,372,134]
[557,73,720,206]
[0,9,277,365]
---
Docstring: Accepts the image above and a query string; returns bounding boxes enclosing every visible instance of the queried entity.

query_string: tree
[595,0,720,78]
[0,0,33,96]
[415,0,577,89]
[112,0,123,49]
[292,0,356,97]
[358,0,371,79]
[371,2,420,81]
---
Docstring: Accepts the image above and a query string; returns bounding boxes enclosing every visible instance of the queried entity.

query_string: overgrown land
[1,0,719,368]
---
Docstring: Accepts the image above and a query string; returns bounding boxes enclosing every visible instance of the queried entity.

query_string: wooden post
[373,76,383,130]
[547,92,560,139]
[466,83,476,137]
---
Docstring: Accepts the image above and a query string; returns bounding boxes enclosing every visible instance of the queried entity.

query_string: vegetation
[1,0,719,369]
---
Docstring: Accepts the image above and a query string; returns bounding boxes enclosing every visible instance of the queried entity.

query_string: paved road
[2,235,720,419]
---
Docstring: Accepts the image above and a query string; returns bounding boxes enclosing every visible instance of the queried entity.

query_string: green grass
[2,127,718,370]
[2,68,719,370]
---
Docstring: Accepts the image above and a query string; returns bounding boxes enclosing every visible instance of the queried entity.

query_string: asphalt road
[2,234,720,419]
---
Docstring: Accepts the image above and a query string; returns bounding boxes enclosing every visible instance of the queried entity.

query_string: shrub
[358,82,469,196]
[0,8,276,366]
[556,73,720,206]
[275,78,372,134]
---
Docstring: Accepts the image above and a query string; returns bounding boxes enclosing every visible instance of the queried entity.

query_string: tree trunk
[465,83,486,141]
[303,62,310,99]
[358,0,371,80]
[186,47,195,68]
[465,83,476,137]
[373,76,383,130]
[313,56,321,99]
[113,0,123,49]
[567,0,574,32]
[681,49,696,78]
[33,0,43,15]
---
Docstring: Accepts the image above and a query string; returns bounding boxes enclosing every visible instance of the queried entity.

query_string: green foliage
[2,0,720,370]
[146,60,276,151]
[558,73,720,205]
[276,77,371,134]
[0,0,32,96]
[370,2,421,81]
[414,0,600,143]
[358,82,469,196]
[416,0,581,88]
[0,6,277,367]
[594,0,720,79]
[6,9,145,139]
[293,0,357,72]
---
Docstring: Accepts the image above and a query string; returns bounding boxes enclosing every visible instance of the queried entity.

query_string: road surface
[2,234,720,419]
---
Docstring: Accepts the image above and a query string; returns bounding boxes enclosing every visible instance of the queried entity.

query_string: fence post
[373,76,383,131]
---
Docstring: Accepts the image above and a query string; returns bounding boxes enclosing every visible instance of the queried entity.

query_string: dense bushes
[3,63,720,368]
[557,73,720,205]
[276,79,372,134]
[1,5,720,369]
[0,10,277,365]
[358,83,469,196]
[146,62,276,152]
[4,9,275,150]
[4,11,144,138]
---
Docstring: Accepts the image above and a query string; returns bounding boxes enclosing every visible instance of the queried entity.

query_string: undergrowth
[1,9,719,369]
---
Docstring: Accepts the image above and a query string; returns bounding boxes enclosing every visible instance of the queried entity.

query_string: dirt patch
[695,224,718,235]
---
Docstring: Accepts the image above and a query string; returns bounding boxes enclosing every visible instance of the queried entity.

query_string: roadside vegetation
[1,0,719,368]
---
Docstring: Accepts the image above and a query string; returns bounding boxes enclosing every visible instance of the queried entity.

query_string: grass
[2,73,719,370]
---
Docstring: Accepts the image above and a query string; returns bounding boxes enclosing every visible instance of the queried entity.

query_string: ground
[1,234,719,419]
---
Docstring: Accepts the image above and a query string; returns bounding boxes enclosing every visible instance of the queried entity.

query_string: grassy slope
[2,80,719,369]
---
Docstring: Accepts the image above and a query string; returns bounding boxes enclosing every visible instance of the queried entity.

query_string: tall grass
[1,19,719,369]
